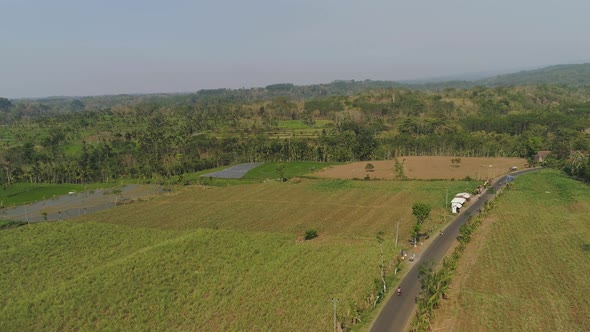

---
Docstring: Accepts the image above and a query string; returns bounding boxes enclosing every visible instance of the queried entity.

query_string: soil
[314,156,528,180]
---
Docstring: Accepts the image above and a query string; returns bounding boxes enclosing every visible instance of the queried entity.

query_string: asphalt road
[370,168,539,332]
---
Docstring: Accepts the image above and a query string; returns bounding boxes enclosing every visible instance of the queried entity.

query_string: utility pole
[395,220,400,248]
[332,298,338,332]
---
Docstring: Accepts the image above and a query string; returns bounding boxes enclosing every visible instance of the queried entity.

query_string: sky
[2,0,590,98]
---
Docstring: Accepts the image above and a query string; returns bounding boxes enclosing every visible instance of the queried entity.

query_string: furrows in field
[80,181,458,240]
[431,171,590,331]
[1,227,389,331]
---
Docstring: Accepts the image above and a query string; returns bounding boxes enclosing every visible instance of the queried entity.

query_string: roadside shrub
[304,229,318,240]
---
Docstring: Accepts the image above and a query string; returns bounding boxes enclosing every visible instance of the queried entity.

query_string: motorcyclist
[396,286,402,296]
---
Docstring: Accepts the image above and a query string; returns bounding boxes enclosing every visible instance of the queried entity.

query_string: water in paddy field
[0,184,163,223]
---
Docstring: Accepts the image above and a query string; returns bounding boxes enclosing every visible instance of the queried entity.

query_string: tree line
[1,84,589,186]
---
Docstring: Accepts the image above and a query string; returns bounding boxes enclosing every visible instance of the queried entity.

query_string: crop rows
[83,179,476,238]
[432,170,590,331]
[1,178,477,331]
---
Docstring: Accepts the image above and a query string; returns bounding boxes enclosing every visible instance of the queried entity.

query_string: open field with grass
[265,119,333,138]
[315,156,528,180]
[81,179,477,237]
[431,170,590,331]
[241,161,338,180]
[0,223,388,331]
[0,182,115,207]
[0,177,478,331]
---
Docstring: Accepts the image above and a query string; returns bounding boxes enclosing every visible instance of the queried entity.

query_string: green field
[0,182,115,207]
[432,170,590,331]
[0,177,477,331]
[241,161,338,180]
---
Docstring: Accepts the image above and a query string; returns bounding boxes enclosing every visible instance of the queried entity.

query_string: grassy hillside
[0,178,476,331]
[431,170,590,331]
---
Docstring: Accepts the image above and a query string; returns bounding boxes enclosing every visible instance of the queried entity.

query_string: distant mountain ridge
[475,63,590,87]
[7,63,590,103]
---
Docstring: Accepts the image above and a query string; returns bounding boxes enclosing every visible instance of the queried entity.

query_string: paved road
[370,168,539,332]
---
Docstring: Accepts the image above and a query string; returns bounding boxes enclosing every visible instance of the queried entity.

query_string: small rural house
[455,192,471,201]
[451,196,466,214]
[451,197,466,205]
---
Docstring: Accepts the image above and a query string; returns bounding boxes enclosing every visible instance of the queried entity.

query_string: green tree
[276,163,286,182]
[0,97,13,111]
[411,203,431,244]
[412,203,431,225]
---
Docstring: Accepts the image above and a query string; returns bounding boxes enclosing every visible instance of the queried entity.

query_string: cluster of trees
[1,83,589,186]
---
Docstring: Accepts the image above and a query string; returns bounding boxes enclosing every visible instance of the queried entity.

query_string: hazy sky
[2,0,590,98]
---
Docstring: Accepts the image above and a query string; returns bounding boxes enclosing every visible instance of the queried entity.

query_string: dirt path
[0,184,163,222]
[369,168,539,332]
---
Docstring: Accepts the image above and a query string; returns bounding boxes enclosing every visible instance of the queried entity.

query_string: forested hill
[476,63,590,87]
[6,64,590,111]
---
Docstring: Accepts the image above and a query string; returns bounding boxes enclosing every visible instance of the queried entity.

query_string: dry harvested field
[314,156,527,180]
[431,170,590,331]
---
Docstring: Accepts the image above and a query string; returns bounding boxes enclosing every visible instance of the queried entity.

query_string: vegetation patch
[304,228,318,240]
[0,183,114,207]
[0,220,26,229]
[0,178,483,331]
[242,161,337,180]
[0,223,397,331]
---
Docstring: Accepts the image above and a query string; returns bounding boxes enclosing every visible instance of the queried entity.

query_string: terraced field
[1,178,477,331]
[431,170,590,331]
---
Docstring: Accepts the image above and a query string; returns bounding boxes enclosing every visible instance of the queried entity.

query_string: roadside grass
[0,183,115,207]
[431,170,590,331]
[0,222,395,331]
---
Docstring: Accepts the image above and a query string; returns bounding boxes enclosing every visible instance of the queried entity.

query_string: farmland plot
[431,170,590,331]
[81,179,477,237]
[1,178,478,331]
[0,224,388,331]
[315,156,527,180]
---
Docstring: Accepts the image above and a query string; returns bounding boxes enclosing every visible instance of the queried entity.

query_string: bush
[0,220,26,230]
[304,229,318,240]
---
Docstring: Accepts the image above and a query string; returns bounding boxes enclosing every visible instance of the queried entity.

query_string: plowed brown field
[314,156,528,180]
